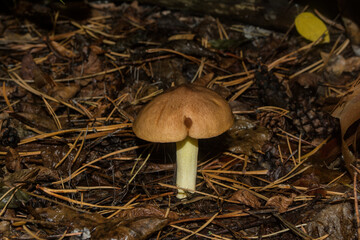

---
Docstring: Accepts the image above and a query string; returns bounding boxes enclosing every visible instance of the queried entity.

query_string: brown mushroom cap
[133,84,234,142]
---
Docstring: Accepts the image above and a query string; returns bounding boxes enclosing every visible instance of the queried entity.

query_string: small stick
[181,212,219,240]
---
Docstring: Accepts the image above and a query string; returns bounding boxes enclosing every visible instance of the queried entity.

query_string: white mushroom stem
[176,136,198,199]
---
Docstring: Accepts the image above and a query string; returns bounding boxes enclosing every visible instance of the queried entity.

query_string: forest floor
[0,1,359,239]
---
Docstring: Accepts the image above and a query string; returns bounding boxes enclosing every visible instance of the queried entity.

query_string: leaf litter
[0,1,360,239]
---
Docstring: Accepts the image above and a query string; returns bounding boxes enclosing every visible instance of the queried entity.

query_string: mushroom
[133,84,233,198]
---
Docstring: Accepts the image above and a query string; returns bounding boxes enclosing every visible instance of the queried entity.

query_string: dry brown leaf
[30,166,61,182]
[305,202,355,239]
[219,57,237,69]
[116,205,178,220]
[21,54,55,88]
[333,85,360,132]
[49,84,80,102]
[40,145,77,171]
[229,189,261,208]
[193,72,214,87]
[35,206,169,240]
[0,84,26,99]
[5,148,22,172]
[265,194,295,213]
[89,45,105,55]
[92,217,168,240]
[321,52,346,76]
[143,163,175,173]
[292,174,327,197]
[332,84,360,173]
[292,73,322,89]
[11,112,58,131]
[342,17,360,46]
[74,50,103,86]
[228,116,271,156]
[35,206,104,228]
[1,32,34,43]
[344,56,360,72]
[92,102,111,118]
[321,54,360,75]
[3,168,39,186]
[21,54,80,111]
[50,40,77,59]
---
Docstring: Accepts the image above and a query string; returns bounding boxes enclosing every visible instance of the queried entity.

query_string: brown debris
[116,205,178,220]
[265,194,296,213]
[305,202,355,240]
[49,40,78,59]
[229,189,261,208]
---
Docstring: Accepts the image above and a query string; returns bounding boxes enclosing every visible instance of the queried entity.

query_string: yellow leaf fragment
[295,12,330,43]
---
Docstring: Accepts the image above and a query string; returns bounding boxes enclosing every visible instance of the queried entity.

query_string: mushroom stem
[176,136,198,199]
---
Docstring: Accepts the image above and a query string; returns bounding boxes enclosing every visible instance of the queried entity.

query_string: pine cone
[257,111,286,133]
[288,80,339,139]
[255,66,339,139]
[290,104,339,139]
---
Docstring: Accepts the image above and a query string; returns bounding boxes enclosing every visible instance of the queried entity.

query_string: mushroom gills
[175,136,198,199]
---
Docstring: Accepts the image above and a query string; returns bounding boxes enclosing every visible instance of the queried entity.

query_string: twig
[2,82,14,111]
[170,224,229,240]
[199,169,268,175]
[181,212,219,240]
[273,213,313,239]
[23,225,45,240]
[9,72,85,115]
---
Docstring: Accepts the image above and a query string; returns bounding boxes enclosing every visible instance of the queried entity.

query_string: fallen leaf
[3,168,39,186]
[10,112,58,131]
[332,84,360,173]
[292,73,322,89]
[292,174,327,197]
[40,145,79,173]
[116,205,178,220]
[35,206,104,228]
[228,116,271,156]
[305,202,355,240]
[47,84,81,111]
[1,32,35,43]
[230,189,261,208]
[193,72,214,87]
[342,17,360,46]
[0,186,30,208]
[92,217,168,240]
[0,169,37,208]
[50,84,80,101]
[21,54,54,88]
[320,53,346,76]
[35,206,169,240]
[265,194,295,213]
[89,45,105,54]
[344,56,360,72]
[30,166,60,182]
[74,50,102,86]
[5,148,21,172]
[295,12,330,43]
[21,54,80,111]
[50,40,78,59]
